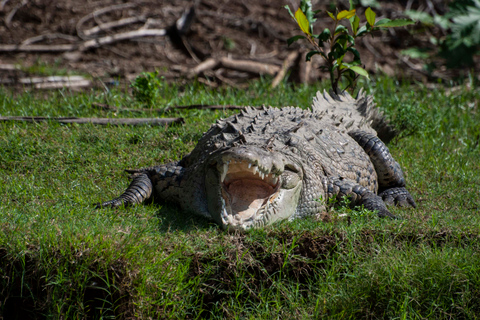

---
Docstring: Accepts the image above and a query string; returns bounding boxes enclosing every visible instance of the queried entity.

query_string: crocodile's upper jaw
[205,146,303,230]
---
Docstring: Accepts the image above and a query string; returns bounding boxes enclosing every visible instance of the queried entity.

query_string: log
[219,57,280,75]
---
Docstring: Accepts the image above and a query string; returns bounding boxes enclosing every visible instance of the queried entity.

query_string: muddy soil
[0,0,469,88]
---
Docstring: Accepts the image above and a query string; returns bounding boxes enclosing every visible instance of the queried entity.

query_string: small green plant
[285,0,414,93]
[130,70,163,107]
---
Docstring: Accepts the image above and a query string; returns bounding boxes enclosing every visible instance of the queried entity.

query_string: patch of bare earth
[0,0,471,90]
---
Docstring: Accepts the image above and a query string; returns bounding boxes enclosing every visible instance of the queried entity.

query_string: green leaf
[295,8,311,35]
[347,66,369,79]
[346,47,361,61]
[327,11,336,20]
[350,14,360,35]
[318,28,331,42]
[299,0,317,34]
[287,35,306,46]
[356,25,368,37]
[306,51,320,61]
[329,43,346,59]
[375,18,415,28]
[337,9,356,20]
[365,7,376,27]
[335,25,348,35]
[336,34,355,44]
[375,18,391,26]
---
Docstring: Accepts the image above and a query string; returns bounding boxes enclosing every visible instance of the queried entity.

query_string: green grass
[0,77,479,319]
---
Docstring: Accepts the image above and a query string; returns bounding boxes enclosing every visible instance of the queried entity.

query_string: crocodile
[96,90,416,230]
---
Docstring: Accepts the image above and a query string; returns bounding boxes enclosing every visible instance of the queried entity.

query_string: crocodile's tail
[311,89,396,143]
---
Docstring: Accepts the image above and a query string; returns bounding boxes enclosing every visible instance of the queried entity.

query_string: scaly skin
[96,90,416,230]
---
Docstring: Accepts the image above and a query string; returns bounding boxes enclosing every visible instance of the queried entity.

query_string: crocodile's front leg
[95,164,184,208]
[326,177,397,218]
[348,130,416,208]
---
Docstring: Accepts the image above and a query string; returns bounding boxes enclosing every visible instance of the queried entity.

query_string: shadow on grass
[154,203,217,233]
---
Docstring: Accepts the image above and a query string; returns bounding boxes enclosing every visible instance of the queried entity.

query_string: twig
[78,28,167,51]
[21,33,78,46]
[170,104,256,111]
[35,80,92,90]
[0,0,10,11]
[5,0,27,27]
[0,116,184,126]
[0,27,169,53]
[76,3,137,39]
[18,76,87,84]
[92,102,257,113]
[14,75,91,89]
[83,16,147,37]
[271,51,299,88]
[180,35,201,63]
[0,44,76,52]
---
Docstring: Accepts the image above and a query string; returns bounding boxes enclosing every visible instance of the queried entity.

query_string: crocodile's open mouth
[218,159,281,227]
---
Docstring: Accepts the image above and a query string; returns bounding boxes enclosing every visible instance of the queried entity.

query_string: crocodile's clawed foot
[379,187,416,208]
[94,198,127,209]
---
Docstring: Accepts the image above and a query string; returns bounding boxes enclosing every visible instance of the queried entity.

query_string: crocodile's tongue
[223,179,275,220]
[219,159,280,223]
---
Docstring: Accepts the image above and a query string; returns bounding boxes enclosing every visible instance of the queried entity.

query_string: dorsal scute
[311,89,396,142]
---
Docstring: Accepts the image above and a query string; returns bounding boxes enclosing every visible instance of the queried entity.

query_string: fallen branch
[5,0,27,27]
[187,57,280,77]
[0,116,184,126]
[169,104,256,111]
[0,44,75,52]
[76,3,137,39]
[219,57,280,75]
[0,28,168,53]
[271,51,299,88]
[78,28,167,51]
[21,33,78,46]
[13,76,91,89]
[92,102,257,113]
[35,80,92,90]
[83,16,146,37]
[188,58,219,77]
[18,75,88,84]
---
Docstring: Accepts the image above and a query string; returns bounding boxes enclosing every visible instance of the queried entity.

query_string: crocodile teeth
[221,162,229,182]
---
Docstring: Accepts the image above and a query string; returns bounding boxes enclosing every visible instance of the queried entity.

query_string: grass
[0,76,479,319]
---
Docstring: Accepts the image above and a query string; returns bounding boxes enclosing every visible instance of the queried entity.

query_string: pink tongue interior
[226,179,274,219]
